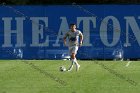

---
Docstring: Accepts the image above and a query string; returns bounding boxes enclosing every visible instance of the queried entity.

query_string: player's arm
[63,32,68,46]
[63,37,67,46]
[79,32,83,46]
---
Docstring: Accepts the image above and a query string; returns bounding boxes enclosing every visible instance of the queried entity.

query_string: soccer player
[63,23,83,71]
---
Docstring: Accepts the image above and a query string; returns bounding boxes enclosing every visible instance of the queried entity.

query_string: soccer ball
[60,66,66,72]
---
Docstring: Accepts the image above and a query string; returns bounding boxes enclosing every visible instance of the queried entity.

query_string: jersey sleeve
[78,31,83,37]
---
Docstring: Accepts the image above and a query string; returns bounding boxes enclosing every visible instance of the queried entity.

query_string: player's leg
[67,46,80,71]
[71,53,80,71]
[71,46,80,71]
[67,57,74,71]
[67,47,74,71]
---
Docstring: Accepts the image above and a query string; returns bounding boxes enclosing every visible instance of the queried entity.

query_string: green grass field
[0,60,139,93]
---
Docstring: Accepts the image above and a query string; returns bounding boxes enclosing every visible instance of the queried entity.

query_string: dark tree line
[0,0,140,5]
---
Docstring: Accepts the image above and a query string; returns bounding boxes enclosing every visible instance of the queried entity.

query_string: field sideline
[0,60,139,93]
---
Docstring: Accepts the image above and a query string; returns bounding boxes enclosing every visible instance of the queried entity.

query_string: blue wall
[0,5,140,59]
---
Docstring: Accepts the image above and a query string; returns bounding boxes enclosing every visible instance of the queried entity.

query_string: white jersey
[64,30,83,47]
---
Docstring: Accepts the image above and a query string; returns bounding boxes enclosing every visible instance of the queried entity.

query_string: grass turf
[0,60,139,93]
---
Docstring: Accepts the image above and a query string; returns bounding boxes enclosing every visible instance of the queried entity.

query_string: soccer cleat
[67,69,72,72]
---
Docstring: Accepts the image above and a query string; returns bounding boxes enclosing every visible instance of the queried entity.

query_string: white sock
[68,59,74,70]
[73,58,80,71]
[74,58,79,66]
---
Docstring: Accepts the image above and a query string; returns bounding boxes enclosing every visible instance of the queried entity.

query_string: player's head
[70,23,76,30]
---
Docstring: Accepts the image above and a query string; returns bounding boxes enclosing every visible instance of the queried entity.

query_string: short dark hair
[70,23,76,26]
